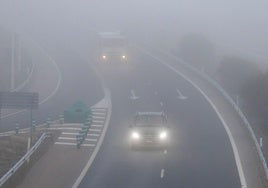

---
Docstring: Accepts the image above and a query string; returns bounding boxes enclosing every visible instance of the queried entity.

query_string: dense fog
[0,0,268,53]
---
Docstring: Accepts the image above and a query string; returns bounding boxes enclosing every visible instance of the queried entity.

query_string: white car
[129,112,169,150]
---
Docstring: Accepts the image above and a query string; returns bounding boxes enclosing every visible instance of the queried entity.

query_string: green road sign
[64,101,92,123]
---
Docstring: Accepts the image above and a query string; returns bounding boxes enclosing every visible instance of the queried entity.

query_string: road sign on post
[0,92,39,144]
[0,92,39,109]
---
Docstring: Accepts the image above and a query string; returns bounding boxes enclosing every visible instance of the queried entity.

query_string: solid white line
[139,47,247,188]
[160,169,165,178]
[72,88,112,188]
[91,124,103,128]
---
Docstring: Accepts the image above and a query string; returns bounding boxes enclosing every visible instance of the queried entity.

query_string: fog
[0,0,268,54]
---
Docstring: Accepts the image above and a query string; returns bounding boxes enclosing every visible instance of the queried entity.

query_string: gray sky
[0,0,268,52]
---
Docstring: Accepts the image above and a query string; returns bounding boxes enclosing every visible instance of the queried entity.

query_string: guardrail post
[59,114,64,124]
[32,120,36,132]
[46,117,51,128]
[15,123,19,134]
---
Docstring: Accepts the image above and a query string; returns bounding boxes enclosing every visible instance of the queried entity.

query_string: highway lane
[0,41,103,132]
[78,50,240,188]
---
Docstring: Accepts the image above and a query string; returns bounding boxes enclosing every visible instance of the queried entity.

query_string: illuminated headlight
[131,132,140,139]
[122,55,126,59]
[102,55,106,59]
[159,131,167,140]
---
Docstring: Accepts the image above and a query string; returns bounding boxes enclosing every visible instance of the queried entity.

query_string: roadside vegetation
[176,33,268,133]
[173,33,218,74]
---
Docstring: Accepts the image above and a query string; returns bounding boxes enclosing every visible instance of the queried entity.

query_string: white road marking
[91,124,103,128]
[92,112,106,116]
[93,120,105,124]
[89,128,101,132]
[62,132,78,135]
[82,143,96,147]
[130,89,139,100]
[58,137,97,142]
[61,132,100,137]
[58,137,76,140]
[84,138,98,142]
[91,108,107,112]
[93,116,106,120]
[138,47,247,188]
[160,169,165,178]
[164,150,167,154]
[87,133,100,137]
[55,142,95,147]
[47,127,81,130]
[72,88,112,188]
[176,88,188,100]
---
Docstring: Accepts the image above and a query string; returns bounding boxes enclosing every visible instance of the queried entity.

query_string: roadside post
[0,92,39,146]
[46,117,51,128]
[15,123,19,134]
[59,114,64,124]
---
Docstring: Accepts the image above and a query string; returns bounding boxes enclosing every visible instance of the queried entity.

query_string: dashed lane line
[160,169,165,178]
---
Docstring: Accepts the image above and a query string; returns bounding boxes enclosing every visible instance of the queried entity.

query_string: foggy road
[1,0,268,187]
[78,48,240,188]
[0,42,103,132]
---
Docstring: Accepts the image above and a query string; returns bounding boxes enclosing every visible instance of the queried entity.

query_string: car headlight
[102,55,106,59]
[122,55,126,59]
[159,131,167,140]
[131,132,140,139]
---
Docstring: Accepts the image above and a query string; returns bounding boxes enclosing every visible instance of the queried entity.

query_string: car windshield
[135,115,164,126]
[101,38,125,48]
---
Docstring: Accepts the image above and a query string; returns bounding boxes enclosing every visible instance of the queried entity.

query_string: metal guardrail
[0,133,47,187]
[165,51,268,179]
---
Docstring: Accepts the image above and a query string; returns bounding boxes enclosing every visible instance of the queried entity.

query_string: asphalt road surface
[78,49,240,188]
